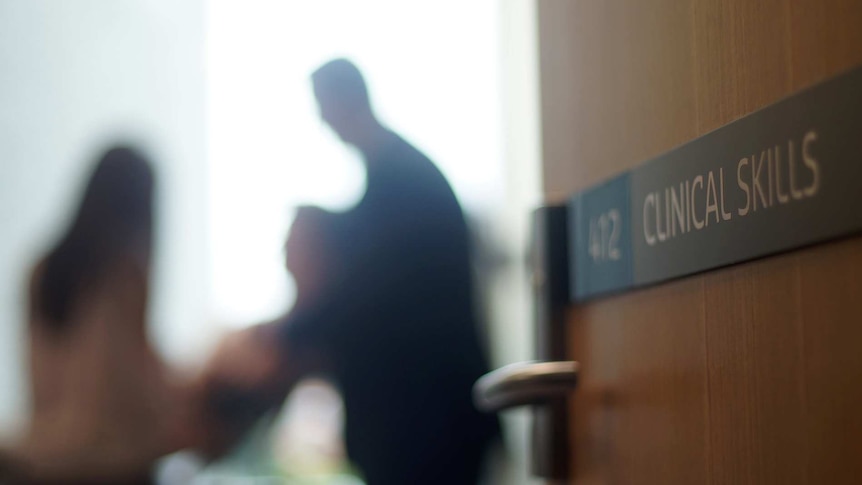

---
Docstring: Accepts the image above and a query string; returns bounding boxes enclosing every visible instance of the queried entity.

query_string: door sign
[570,65,862,302]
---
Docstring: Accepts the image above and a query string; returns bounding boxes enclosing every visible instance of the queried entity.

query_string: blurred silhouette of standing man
[200,59,499,484]
[299,58,500,484]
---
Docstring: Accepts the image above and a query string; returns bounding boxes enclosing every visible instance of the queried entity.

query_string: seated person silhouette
[5,146,188,484]
[200,206,341,449]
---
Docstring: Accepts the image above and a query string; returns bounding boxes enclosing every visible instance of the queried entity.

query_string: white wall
[0,0,208,436]
[485,1,543,484]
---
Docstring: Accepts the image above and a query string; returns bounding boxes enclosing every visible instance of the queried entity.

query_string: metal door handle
[473,361,579,412]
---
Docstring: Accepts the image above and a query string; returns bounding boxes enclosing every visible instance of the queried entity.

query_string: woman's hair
[37,145,155,330]
[285,205,341,291]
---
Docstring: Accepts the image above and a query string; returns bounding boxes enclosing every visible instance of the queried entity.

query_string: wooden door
[536,1,862,483]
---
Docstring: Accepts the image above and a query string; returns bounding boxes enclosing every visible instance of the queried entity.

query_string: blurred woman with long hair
[12,145,183,483]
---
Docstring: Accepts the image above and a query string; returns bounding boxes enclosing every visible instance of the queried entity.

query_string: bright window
[206,0,503,326]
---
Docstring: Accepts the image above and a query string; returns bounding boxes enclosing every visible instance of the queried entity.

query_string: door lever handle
[473,361,579,412]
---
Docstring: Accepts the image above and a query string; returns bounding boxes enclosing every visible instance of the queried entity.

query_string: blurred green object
[194,411,364,485]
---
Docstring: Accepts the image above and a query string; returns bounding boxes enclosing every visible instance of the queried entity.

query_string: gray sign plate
[570,65,862,302]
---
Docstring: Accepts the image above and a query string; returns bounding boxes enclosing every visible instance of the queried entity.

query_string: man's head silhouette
[311,58,378,147]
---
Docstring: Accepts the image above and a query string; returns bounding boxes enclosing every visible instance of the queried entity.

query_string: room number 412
[588,209,622,263]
